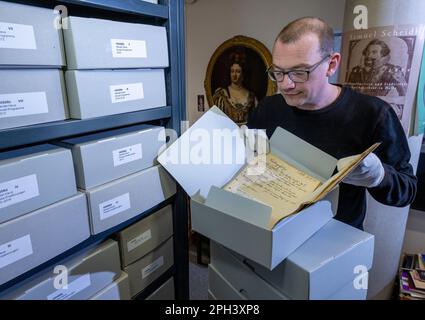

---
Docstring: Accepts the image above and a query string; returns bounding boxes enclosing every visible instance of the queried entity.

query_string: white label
[0,174,40,209]
[127,229,152,252]
[113,144,143,167]
[0,22,36,49]
[0,235,33,269]
[142,256,164,279]
[47,274,91,300]
[99,193,131,220]
[111,39,147,58]
[0,92,48,118]
[109,83,144,104]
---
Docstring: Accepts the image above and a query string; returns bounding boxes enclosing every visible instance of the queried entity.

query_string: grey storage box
[116,205,173,267]
[85,165,176,235]
[124,237,174,297]
[57,124,166,189]
[158,106,338,270]
[65,69,166,119]
[90,272,131,300]
[146,277,175,300]
[208,263,368,300]
[0,193,90,286]
[0,144,77,224]
[63,16,168,69]
[0,1,65,67]
[208,265,249,300]
[0,69,68,130]
[208,290,217,300]
[209,242,288,300]
[210,218,374,300]
[244,219,374,300]
[1,239,121,300]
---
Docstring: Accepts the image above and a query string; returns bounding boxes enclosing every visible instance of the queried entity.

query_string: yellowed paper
[224,153,322,224]
[225,142,381,229]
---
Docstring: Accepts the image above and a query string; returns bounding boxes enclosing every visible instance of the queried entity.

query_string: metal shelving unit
[0,0,188,299]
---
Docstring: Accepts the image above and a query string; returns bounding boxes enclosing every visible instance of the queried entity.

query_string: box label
[110,83,144,104]
[142,256,164,279]
[0,22,36,50]
[47,274,91,300]
[0,92,49,118]
[127,229,152,252]
[111,39,147,58]
[113,143,143,167]
[99,193,131,220]
[0,174,40,210]
[0,235,33,269]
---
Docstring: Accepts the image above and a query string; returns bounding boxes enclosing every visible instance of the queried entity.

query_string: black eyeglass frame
[266,54,332,83]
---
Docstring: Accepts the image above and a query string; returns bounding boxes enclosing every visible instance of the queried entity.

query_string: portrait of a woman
[212,52,258,125]
[205,35,275,126]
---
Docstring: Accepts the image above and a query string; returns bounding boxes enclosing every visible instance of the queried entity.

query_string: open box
[158,107,346,270]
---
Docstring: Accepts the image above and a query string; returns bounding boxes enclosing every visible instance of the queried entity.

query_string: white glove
[338,153,385,188]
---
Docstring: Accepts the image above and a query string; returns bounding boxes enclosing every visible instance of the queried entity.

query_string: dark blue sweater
[247,86,417,229]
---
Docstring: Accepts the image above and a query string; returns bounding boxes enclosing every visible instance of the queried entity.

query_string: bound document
[225,142,380,228]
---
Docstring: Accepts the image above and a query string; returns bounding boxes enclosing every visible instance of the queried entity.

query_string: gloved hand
[337,153,385,188]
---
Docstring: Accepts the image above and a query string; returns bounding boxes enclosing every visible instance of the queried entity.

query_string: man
[347,39,407,96]
[247,17,417,230]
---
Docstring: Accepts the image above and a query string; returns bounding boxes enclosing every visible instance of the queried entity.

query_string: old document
[224,153,322,225]
[225,143,380,228]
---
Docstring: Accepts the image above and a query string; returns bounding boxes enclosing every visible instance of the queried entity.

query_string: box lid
[158,106,245,198]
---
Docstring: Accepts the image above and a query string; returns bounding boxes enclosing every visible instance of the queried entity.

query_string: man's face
[364,44,384,68]
[272,34,330,109]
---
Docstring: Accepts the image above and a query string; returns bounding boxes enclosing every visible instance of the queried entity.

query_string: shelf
[0,197,175,293]
[60,0,168,19]
[0,107,172,150]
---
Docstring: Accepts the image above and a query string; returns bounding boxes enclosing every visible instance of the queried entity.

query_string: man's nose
[279,74,296,90]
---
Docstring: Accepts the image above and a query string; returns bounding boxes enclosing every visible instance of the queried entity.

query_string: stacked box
[0,1,68,129]
[1,240,121,299]
[209,219,374,300]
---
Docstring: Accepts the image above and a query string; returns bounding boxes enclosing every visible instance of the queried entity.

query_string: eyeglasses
[266,55,331,83]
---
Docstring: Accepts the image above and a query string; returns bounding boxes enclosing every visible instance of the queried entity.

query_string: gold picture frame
[204,35,276,125]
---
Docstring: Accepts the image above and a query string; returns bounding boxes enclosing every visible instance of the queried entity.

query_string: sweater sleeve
[368,104,417,207]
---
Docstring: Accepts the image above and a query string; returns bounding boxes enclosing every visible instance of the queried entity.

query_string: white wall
[185,0,346,124]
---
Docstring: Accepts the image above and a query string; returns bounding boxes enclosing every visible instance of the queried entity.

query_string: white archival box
[158,106,339,270]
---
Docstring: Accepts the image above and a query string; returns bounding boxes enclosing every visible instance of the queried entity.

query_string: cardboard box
[57,125,166,189]
[0,193,90,286]
[210,218,374,300]
[85,165,176,235]
[90,272,131,300]
[0,144,77,224]
[124,237,174,297]
[1,239,121,300]
[116,205,173,267]
[209,244,288,300]
[65,69,166,119]
[208,290,216,300]
[208,264,251,300]
[63,16,168,69]
[0,69,68,130]
[145,277,175,300]
[328,274,368,300]
[244,219,374,300]
[208,263,368,300]
[158,106,337,270]
[0,1,65,67]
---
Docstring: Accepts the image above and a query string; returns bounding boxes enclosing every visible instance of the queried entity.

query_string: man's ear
[326,53,341,77]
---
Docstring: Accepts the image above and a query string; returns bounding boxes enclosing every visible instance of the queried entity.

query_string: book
[224,142,380,228]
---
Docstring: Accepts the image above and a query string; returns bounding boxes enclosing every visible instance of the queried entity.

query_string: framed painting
[204,35,276,125]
